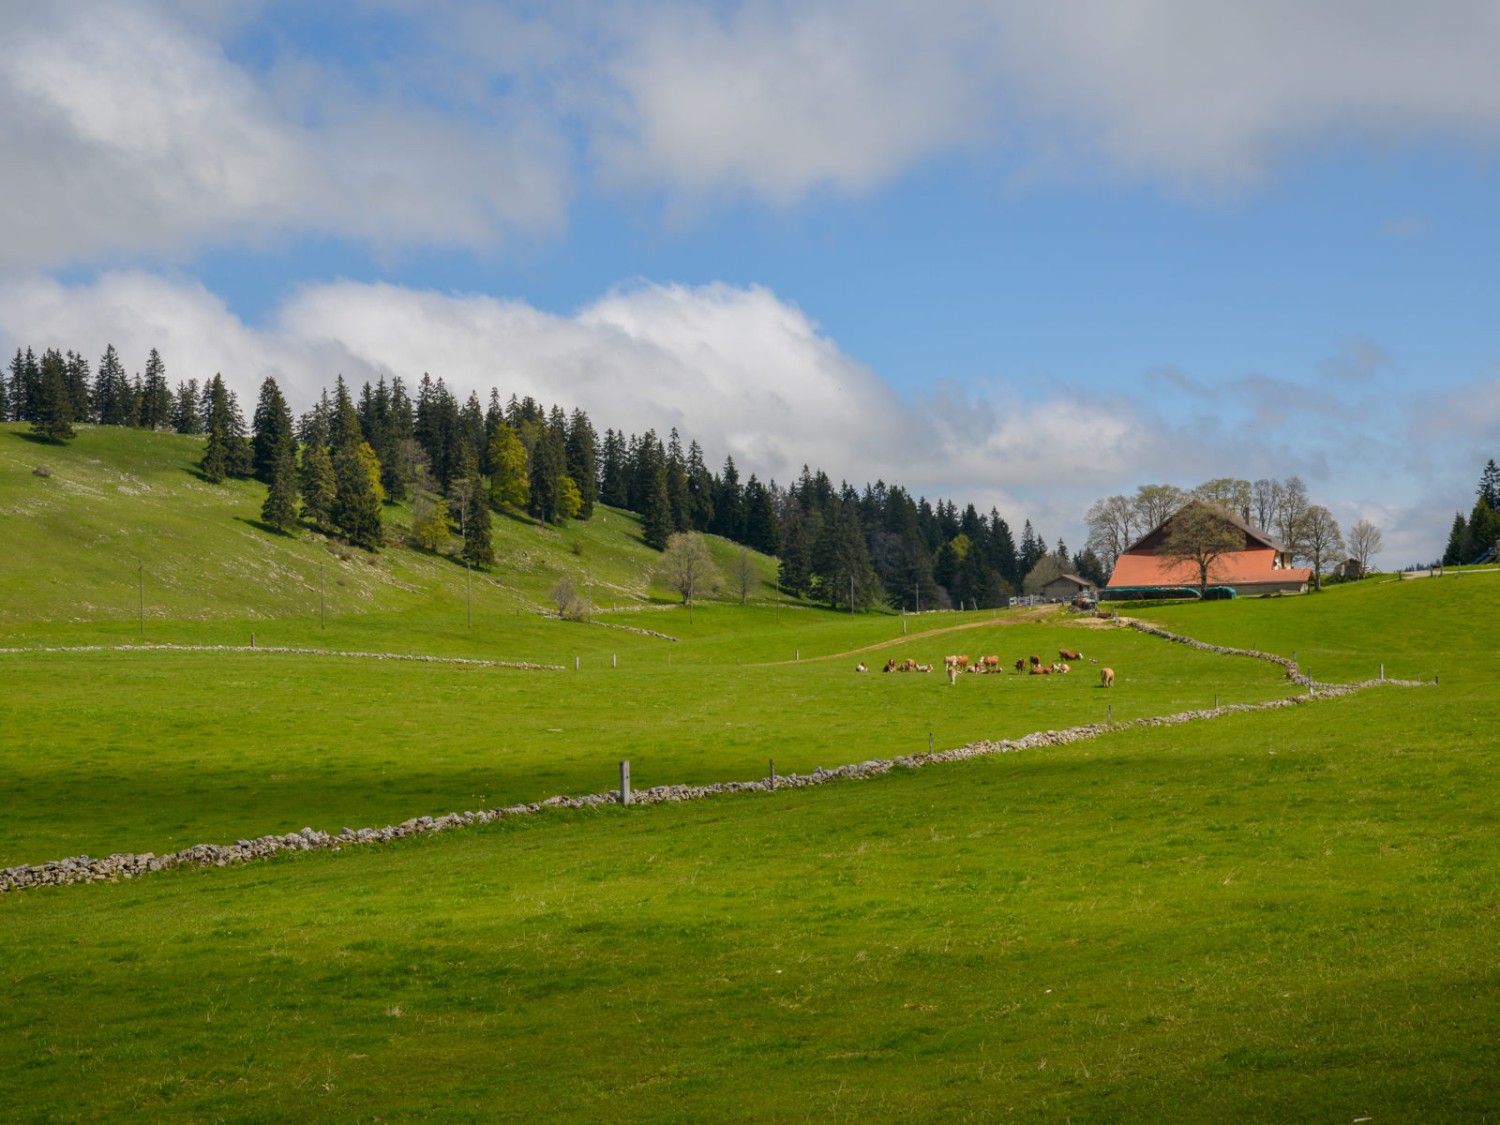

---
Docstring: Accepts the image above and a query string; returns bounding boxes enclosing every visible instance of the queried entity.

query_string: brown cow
[1059,648,1082,661]
[1029,654,1042,668]
[982,655,1000,671]
[1100,667,1115,688]
[1015,658,1026,673]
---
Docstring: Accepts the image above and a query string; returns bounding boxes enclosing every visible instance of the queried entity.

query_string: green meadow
[2,424,1496,1122]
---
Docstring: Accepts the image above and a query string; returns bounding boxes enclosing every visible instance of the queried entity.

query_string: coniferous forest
[5,343,1053,612]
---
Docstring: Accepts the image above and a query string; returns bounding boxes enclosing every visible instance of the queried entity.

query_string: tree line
[6,343,1060,613]
[1441,459,1500,566]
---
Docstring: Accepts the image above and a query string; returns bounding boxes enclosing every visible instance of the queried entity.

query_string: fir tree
[138,348,172,430]
[598,428,629,508]
[299,445,336,531]
[778,514,815,597]
[641,458,674,551]
[261,442,300,533]
[712,456,745,540]
[566,409,598,519]
[528,426,568,525]
[331,441,383,549]
[64,351,91,422]
[31,350,75,443]
[1478,459,1500,512]
[172,380,202,434]
[455,446,494,567]
[92,345,128,425]
[251,377,296,484]
[743,475,781,556]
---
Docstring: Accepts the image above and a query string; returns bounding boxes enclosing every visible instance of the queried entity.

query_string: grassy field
[2,426,1495,1121]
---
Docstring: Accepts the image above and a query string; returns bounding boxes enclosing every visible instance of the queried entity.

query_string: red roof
[1106,547,1310,589]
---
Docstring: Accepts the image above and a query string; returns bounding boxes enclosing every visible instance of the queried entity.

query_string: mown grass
[0,614,1292,866]
[3,676,1495,1122]
[3,428,1494,1121]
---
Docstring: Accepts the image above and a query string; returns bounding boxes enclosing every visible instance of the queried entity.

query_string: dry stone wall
[1,674,1427,895]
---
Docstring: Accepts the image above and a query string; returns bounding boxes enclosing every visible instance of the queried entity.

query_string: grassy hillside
[0,422,777,643]
[2,426,1493,1121]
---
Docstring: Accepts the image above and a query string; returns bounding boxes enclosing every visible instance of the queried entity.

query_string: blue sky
[3,1,1500,564]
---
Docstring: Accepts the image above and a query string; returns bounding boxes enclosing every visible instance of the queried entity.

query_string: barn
[1102,504,1311,600]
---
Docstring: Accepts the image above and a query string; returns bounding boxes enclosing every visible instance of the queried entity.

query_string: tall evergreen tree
[1477,459,1500,512]
[172,379,202,434]
[565,408,598,519]
[300,445,336,531]
[331,441,384,549]
[778,512,815,597]
[64,351,92,422]
[31,350,75,443]
[598,428,629,508]
[686,440,715,530]
[528,425,568,525]
[449,444,493,566]
[92,345,130,426]
[641,458,674,551]
[261,442,300,533]
[138,348,172,429]
[743,475,781,556]
[251,377,295,484]
[666,429,691,532]
[712,456,745,540]
[15,347,42,423]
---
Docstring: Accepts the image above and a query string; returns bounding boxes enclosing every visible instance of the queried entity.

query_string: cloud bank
[0,272,1472,563]
[6,1,1500,268]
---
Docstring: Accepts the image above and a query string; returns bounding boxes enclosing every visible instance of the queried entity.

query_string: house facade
[1102,504,1311,599]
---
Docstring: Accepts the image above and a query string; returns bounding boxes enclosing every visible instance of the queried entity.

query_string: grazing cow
[1015,658,1027,673]
[1101,667,1115,688]
[855,662,868,672]
[982,655,1000,671]
[1029,655,1042,668]
[1059,648,1082,661]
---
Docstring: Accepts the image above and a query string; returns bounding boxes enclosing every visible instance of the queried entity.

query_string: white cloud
[0,1,568,270]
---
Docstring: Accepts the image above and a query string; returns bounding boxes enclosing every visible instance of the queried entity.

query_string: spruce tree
[565,409,598,519]
[31,350,75,443]
[93,345,129,425]
[251,377,295,484]
[300,445,336,531]
[172,379,201,434]
[261,442,300,532]
[528,426,567,525]
[64,352,91,422]
[331,442,383,549]
[778,514,815,597]
[642,460,674,550]
[457,447,494,567]
[139,348,172,430]
[1478,459,1500,512]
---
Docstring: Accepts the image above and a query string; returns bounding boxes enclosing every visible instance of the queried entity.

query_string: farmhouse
[1103,505,1311,599]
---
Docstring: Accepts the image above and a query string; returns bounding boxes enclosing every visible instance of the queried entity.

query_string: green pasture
[0,613,1291,867]
[3,671,1494,1122]
[2,427,1495,1120]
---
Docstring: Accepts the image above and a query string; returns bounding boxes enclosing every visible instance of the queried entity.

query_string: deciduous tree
[1160,502,1243,596]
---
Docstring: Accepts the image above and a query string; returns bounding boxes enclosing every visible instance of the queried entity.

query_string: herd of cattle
[855,649,1115,687]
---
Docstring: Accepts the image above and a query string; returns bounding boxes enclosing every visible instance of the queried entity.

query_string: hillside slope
[0,423,778,637]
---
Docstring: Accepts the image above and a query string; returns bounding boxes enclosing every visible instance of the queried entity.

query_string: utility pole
[320,561,326,628]
[138,560,144,638]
